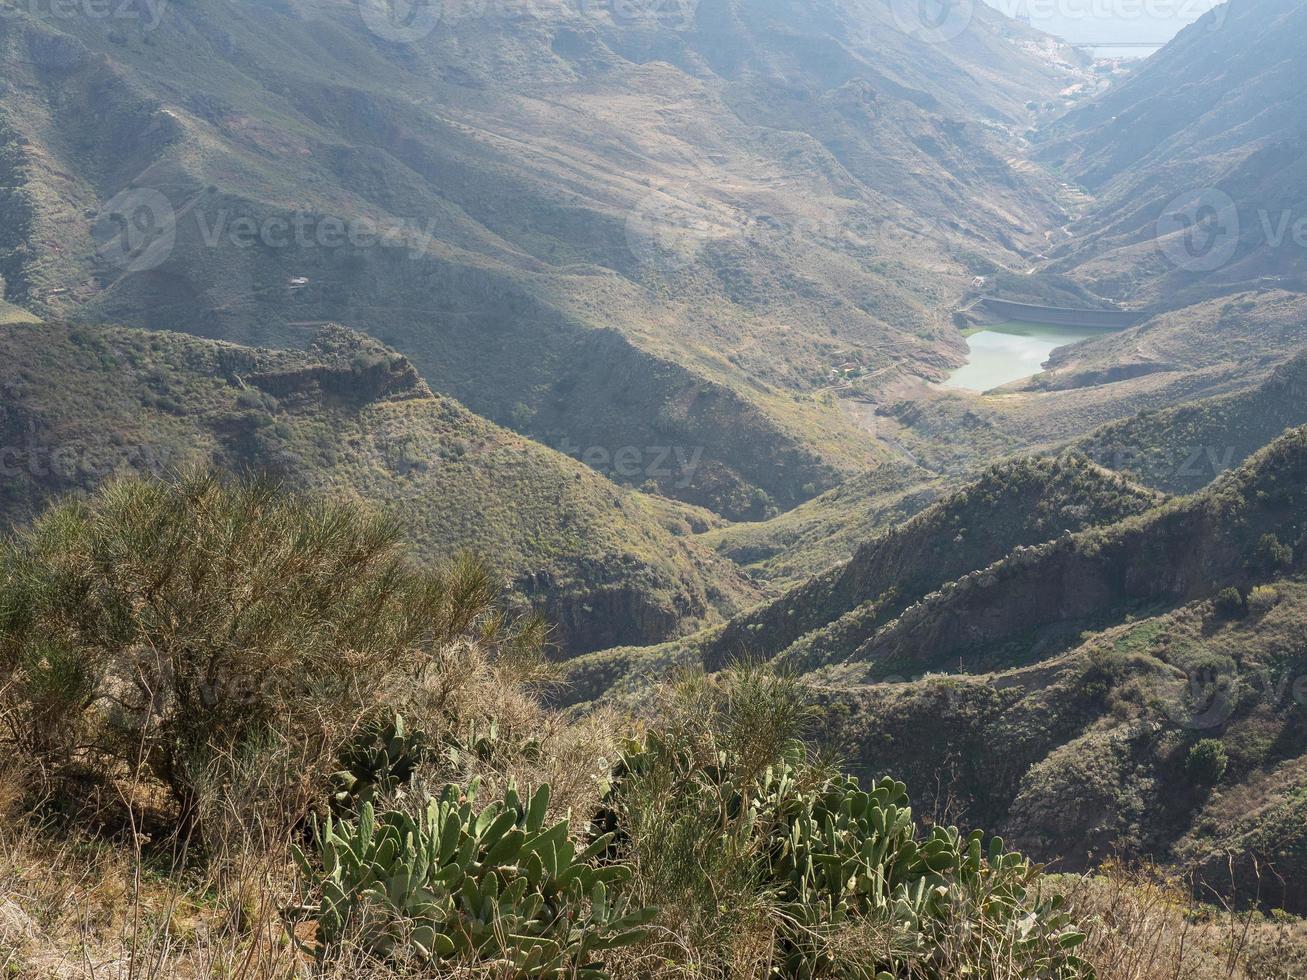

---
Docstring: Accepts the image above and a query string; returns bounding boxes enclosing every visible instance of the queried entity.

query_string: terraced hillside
[0,321,756,653]
[0,299,38,324]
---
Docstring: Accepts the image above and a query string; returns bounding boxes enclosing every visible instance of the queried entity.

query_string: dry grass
[0,639,625,980]
[1050,863,1307,980]
[7,843,1304,980]
[2,477,1305,979]
[5,761,1307,979]
[0,705,623,980]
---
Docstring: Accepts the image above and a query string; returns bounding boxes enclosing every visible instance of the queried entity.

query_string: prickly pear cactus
[292,780,656,977]
[330,713,429,811]
[754,769,1088,976]
[607,734,1089,979]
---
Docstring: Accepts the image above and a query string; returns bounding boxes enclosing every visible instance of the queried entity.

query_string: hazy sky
[984,0,1223,45]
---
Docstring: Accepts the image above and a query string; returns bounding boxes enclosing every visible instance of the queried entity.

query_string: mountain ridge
[0,319,759,653]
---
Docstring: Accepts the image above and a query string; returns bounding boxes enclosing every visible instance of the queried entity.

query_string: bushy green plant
[1253,533,1293,573]
[758,763,1086,976]
[1185,739,1228,788]
[0,472,543,841]
[1247,584,1282,616]
[605,664,1091,979]
[292,781,656,976]
[1214,587,1247,619]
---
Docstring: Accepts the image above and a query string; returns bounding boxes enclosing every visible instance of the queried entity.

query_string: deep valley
[2,0,1307,976]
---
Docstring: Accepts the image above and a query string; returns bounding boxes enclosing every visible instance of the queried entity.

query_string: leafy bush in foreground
[754,761,1088,977]
[609,668,1090,978]
[292,781,656,976]
[0,471,543,844]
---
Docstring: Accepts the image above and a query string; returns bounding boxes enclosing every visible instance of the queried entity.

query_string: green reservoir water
[942,321,1102,392]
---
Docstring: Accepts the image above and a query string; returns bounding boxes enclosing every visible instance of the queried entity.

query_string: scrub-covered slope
[822,424,1307,684]
[0,321,757,653]
[1038,0,1307,306]
[560,454,1157,703]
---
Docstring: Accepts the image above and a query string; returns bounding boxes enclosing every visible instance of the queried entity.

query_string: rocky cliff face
[520,559,702,657]
[247,326,432,406]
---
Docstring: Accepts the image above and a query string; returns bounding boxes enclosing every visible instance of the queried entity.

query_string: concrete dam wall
[980,296,1146,330]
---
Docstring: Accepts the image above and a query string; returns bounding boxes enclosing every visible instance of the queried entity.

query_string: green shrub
[610,706,1089,978]
[750,762,1087,977]
[292,781,655,976]
[1185,740,1228,788]
[1247,584,1281,616]
[1213,587,1247,619]
[0,472,543,841]
[1253,533,1293,573]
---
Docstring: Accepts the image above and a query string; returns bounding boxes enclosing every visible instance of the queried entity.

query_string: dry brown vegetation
[5,802,1306,979]
[2,474,1305,979]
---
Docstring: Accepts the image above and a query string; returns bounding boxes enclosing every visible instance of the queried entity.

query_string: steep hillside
[706,455,1157,671]
[704,297,1307,588]
[558,428,1307,911]
[0,299,38,324]
[817,577,1307,912]
[0,0,1084,517]
[6,470,1302,980]
[1076,348,1307,494]
[703,297,1307,585]
[560,454,1157,703]
[820,424,1307,684]
[697,457,942,585]
[1037,0,1307,306]
[1007,602,1307,909]
[1031,292,1307,393]
[0,321,757,653]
